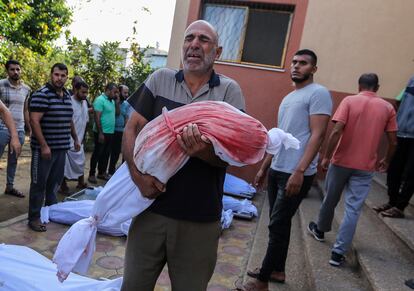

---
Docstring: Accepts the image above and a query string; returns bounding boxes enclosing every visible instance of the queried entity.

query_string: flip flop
[28,220,47,232]
[4,188,25,198]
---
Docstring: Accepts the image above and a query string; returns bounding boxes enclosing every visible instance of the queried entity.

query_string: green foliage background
[0,0,155,150]
[0,0,154,98]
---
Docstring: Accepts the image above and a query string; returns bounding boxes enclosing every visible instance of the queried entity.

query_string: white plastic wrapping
[0,244,122,291]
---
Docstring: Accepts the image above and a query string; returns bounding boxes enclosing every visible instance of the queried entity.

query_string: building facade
[167,0,414,181]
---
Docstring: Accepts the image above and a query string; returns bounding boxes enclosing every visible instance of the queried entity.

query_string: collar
[7,78,22,89]
[46,82,70,98]
[175,70,220,88]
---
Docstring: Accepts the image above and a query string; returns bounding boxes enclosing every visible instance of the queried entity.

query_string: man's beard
[9,75,20,81]
[291,73,311,83]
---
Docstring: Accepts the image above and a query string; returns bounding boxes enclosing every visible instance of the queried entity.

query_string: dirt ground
[0,136,107,222]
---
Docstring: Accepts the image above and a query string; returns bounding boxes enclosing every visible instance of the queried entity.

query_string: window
[202,1,294,68]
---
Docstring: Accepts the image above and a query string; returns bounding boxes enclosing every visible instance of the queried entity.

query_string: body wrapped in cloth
[54,101,299,281]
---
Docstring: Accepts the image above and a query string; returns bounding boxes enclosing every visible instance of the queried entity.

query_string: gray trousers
[317,164,373,255]
[28,149,66,221]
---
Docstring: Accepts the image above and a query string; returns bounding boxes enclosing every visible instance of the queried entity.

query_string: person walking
[239,49,332,291]
[307,73,397,266]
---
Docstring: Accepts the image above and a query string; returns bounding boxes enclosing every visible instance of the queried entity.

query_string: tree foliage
[0,0,72,55]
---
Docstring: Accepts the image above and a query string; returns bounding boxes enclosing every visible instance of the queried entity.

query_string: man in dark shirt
[121,20,245,291]
[28,63,80,232]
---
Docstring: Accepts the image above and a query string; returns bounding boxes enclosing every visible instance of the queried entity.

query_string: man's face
[107,88,119,100]
[75,87,88,100]
[181,22,222,75]
[290,55,317,83]
[51,68,68,89]
[120,87,129,99]
[7,64,21,81]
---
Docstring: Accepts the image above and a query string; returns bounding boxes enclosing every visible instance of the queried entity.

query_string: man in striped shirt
[28,63,80,232]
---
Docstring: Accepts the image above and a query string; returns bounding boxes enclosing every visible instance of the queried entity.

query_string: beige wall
[300,0,414,98]
[166,0,191,69]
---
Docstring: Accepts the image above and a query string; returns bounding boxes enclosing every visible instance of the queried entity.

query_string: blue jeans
[317,164,373,255]
[0,129,25,188]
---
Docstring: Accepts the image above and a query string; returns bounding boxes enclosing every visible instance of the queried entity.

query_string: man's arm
[122,111,165,199]
[93,110,105,143]
[285,114,330,196]
[377,131,398,172]
[254,153,273,189]
[0,100,21,157]
[30,111,50,159]
[24,96,31,135]
[70,120,80,151]
[320,121,345,171]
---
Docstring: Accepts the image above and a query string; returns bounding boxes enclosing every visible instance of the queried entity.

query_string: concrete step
[244,193,310,290]
[365,180,414,253]
[317,180,414,291]
[299,187,369,291]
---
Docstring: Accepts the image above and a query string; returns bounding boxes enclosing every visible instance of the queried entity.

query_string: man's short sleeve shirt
[331,91,397,171]
[29,83,73,150]
[271,83,332,175]
[127,68,245,222]
[0,79,30,131]
[93,94,115,134]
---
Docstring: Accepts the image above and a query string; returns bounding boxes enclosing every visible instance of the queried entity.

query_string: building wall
[180,0,310,181]
[166,0,191,69]
[167,0,412,182]
[300,0,414,99]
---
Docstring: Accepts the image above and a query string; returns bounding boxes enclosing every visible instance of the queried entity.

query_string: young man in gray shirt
[238,49,332,291]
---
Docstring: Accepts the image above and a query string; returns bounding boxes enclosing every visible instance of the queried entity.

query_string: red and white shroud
[53,101,299,282]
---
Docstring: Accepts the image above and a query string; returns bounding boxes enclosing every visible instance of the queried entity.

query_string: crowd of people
[0,60,131,232]
[0,19,413,291]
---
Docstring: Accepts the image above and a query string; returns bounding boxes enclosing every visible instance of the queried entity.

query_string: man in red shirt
[308,73,398,266]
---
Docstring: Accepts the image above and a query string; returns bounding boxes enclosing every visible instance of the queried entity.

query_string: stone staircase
[244,176,414,291]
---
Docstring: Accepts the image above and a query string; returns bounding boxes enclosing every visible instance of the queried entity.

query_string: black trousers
[258,169,314,282]
[29,149,66,221]
[89,132,114,176]
[387,137,414,211]
[108,131,123,175]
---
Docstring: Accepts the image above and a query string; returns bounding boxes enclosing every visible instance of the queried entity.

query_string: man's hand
[377,158,389,173]
[254,168,267,190]
[40,144,51,160]
[98,132,105,144]
[177,123,212,159]
[9,136,21,158]
[320,157,330,172]
[128,164,166,199]
[74,141,81,152]
[285,170,304,197]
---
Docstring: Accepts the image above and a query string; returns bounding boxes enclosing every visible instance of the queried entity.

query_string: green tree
[122,42,153,93]
[0,0,72,57]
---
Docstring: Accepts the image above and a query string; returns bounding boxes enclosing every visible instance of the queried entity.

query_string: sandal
[381,207,405,218]
[247,267,285,283]
[28,220,47,232]
[76,182,88,190]
[372,203,392,213]
[4,188,25,198]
